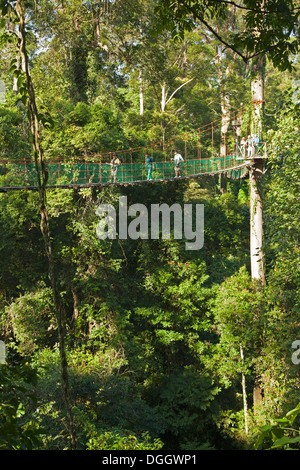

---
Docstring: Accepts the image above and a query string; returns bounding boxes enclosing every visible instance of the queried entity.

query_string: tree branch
[203,0,300,14]
[180,2,293,64]
[166,77,194,106]
[188,8,250,62]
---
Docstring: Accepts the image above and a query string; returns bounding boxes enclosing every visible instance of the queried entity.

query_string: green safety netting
[0,154,250,189]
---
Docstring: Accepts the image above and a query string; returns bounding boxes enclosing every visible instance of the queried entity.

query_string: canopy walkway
[0,103,268,192]
[0,144,267,192]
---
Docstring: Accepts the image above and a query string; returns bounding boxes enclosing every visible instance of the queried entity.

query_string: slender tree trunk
[138,25,144,117]
[220,92,231,158]
[240,344,249,435]
[161,83,167,113]
[16,0,77,449]
[161,84,167,151]
[139,68,144,116]
[0,340,6,364]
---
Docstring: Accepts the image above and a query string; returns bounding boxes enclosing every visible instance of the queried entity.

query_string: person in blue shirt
[253,134,260,156]
[145,152,154,180]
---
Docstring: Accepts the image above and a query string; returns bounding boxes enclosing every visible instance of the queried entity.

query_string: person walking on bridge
[110,153,121,183]
[145,152,154,180]
[173,150,184,177]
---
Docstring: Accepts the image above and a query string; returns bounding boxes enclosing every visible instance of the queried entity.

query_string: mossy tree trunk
[15,0,77,449]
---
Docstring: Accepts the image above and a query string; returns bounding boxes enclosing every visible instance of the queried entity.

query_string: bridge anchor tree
[250,54,266,410]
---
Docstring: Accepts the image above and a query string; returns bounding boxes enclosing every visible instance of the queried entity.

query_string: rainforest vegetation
[0,0,299,451]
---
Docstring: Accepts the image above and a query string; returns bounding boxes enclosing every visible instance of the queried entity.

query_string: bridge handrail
[0,146,267,190]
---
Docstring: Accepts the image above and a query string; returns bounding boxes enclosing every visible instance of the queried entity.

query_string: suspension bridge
[0,104,268,192]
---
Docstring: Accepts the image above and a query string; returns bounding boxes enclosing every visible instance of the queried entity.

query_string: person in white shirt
[173,150,184,177]
[247,135,254,158]
[240,137,247,158]
[110,153,121,183]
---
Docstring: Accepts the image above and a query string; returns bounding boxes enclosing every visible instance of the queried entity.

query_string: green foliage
[41,101,129,160]
[95,375,164,438]
[0,0,299,452]
[213,266,265,342]
[7,285,56,355]
[0,191,46,296]
[86,429,163,451]
[152,367,220,449]
[264,88,300,303]
[0,105,31,160]
[155,0,299,72]
[29,347,163,449]
[208,266,266,388]
[0,362,44,450]
[254,403,300,449]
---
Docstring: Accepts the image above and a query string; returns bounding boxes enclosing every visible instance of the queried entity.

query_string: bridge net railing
[0,99,268,190]
[0,144,268,189]
[0,155,248,189]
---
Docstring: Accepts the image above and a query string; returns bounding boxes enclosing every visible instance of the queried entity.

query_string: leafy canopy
[154,0,299,71]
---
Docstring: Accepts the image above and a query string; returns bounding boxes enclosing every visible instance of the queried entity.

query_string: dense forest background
[0,0,299,450]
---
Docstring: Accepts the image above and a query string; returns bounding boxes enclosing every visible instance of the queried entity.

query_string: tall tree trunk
[16,0,77,449]
[251,56,265,140]
[220,92,231,158]
[249,161,265,286]
[250,55,266,409]
[220,91,230,192]
[250,55,265,287]
[216,45,230,193]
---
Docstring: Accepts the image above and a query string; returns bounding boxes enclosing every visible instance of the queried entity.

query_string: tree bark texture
[249,160,265,286]
[216,45,231,193]
[251,56,265,140]
[250,55,266,286]
[139,68,144,116]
